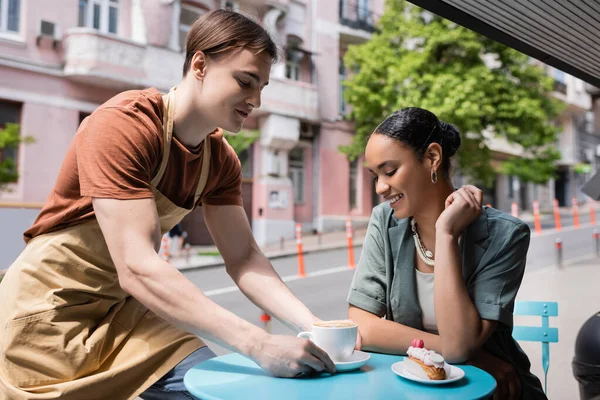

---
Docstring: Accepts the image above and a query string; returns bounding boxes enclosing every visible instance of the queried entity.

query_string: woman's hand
[435,185,483,238]
[468,349,522,400]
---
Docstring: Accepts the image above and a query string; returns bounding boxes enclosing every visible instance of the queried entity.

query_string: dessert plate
[391,358,465,385]
[334,350,370,372]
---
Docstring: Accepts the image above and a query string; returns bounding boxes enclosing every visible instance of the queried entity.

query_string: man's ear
[191,51,208,81]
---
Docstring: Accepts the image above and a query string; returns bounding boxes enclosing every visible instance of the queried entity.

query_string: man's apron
[0,87,209,400]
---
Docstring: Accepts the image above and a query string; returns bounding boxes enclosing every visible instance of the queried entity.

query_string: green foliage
[341,0,564,185]
[223,129,260,155]
[0,123,34,191]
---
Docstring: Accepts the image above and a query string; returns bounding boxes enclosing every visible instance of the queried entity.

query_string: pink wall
[20,104,80,202]
[314,0,341,122]
[294,145,313,223]
[120,0,133,39]
[251,142,294,222]
[0,67,121,105]
[318,123,373,217]
[0,0,73,65]
[0,0,136,67]
[360,156,375,215]
[319,122,352,215]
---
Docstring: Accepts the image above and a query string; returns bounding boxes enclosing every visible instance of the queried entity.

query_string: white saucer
[333,350,370,372]
[391,358,465,385]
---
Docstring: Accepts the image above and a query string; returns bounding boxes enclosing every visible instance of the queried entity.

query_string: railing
[339,0,376,33]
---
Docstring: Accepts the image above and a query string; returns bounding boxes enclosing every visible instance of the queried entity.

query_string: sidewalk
[169,226,369,270]
[516,254,600,400]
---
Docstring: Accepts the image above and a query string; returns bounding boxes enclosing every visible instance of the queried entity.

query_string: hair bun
[439,121,461,157]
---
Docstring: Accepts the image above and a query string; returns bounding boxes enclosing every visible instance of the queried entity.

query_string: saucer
[391,358,465,385]
[333,350,370,372]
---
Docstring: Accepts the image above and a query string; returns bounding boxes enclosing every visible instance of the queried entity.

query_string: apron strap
[194,135,211,203]
[152,87,176,187]
[153,86,212,202]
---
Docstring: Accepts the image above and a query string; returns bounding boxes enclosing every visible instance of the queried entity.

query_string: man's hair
[182,9,278,77]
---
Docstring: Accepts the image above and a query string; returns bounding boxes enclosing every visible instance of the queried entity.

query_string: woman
[0,10,335,400]
[348,107,546,400]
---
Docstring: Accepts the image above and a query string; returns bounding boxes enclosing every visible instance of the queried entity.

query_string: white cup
[297,320,357,362]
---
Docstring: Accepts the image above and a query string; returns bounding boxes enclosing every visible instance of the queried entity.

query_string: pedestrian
[348,107,546,400]
[168,223,186,257]
[0,10,335,400]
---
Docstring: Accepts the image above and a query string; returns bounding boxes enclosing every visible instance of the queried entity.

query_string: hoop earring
[431,171,438,184]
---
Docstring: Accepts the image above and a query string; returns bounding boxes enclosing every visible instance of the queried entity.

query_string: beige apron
[0,87,210,400]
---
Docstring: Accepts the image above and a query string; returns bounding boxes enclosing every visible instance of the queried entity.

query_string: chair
[512,301,559,394]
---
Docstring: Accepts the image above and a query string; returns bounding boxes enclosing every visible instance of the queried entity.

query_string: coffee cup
[297,320,357,362]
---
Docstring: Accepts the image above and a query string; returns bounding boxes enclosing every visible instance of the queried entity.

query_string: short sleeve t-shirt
[24,88,242,242]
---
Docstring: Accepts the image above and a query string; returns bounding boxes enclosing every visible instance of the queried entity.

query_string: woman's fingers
[462,185,484,206]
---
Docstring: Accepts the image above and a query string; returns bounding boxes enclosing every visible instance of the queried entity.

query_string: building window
[285,41,304,81]
[0,101,22,183]
[339,58,347,114]
[220,0,239,11]
[553,68,565,83]
[179,3,206,52]
[357,0,369,21]
[289,148,305,204]
[349,159,358,209]
[552,68,567,94]
[340,0,375,32]
[0,0,20,34]
[78,0,119,35]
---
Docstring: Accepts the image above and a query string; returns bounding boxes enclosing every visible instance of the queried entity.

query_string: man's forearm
[122,253,268,359]
[229,252,318,332]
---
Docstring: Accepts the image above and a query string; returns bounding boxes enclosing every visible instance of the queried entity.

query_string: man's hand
[252,334,336,377]
[469,349,522,400]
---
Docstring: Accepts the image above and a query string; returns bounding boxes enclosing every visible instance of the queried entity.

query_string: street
[183,224,600,356]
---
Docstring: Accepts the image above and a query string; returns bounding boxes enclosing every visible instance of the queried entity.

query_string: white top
[415,269,438,333]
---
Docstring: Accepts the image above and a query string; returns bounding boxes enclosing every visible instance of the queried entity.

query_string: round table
[184,352,496,400]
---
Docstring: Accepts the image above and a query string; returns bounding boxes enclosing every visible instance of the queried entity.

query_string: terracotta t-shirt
[24,88,242,242]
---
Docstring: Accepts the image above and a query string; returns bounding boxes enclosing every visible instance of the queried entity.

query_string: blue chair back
[512,301,558,394]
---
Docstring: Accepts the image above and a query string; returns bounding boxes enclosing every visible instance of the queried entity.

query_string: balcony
[260,78,320,122]
[339,0,376,33]
[587,83,600,97]
[63,28,147,89]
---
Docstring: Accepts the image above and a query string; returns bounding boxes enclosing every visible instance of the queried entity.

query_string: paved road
[182,224,599,355]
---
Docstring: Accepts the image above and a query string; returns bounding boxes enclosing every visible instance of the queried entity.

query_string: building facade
[486,65,600,214]
[0,0,383,246]
[2,0,597,248]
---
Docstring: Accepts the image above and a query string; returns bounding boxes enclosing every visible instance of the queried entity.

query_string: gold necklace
[410,218,435,266]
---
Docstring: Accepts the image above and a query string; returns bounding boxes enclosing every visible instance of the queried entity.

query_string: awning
[408,0,600,88]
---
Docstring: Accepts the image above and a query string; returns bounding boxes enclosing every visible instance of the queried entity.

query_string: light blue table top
[184,352,497,400]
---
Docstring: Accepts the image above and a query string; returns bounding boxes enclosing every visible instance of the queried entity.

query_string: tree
[223,129,260,172]
[0,123,34,192]
[341,0,564,186]
[223,129,260,155]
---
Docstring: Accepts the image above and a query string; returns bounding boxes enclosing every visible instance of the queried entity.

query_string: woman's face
[196,48,271,133]
[365,133,433,219]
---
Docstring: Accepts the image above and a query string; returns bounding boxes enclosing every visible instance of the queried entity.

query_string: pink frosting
[407,346,445,369]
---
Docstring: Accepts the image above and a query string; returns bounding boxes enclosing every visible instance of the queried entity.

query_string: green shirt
[348,203,546,399]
